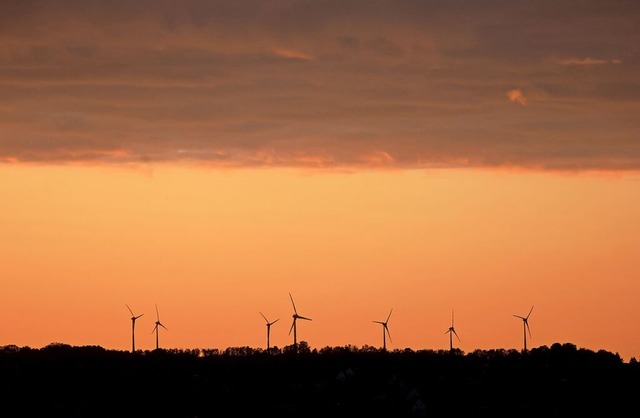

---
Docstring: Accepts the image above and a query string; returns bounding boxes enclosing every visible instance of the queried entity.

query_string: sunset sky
[1,1,639,360]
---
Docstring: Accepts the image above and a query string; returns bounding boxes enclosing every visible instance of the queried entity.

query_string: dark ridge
[2,342,639,417]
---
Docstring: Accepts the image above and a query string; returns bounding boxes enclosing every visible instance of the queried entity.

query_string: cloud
[0,0,639,171]
[274,48,314,61]
[506,89,528,106]
[360,151,397,166]
[559,57,623,66]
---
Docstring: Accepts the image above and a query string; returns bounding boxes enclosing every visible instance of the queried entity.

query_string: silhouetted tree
[1,342,638,417]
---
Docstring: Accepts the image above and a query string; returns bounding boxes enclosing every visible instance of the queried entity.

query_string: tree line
[1,342,638,417]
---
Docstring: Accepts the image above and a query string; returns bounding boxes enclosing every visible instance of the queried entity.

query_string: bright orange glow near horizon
[2,164,639,360]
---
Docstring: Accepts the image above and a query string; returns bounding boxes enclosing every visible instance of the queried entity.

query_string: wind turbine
[373,308,393,351]
[260,312,279,351]
[513,305,534,352]
[126,304,144,353]
[152,304,168,350]
[288,293,312,349]
[445,309,461,351]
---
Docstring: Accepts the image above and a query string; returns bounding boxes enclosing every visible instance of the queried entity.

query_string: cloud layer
[1,0,639,170]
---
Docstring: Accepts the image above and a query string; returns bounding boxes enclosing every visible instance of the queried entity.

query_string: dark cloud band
[1,0,638,170]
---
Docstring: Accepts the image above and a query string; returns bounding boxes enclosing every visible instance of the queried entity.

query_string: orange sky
[1,1,639,360]
[1,165,639,360]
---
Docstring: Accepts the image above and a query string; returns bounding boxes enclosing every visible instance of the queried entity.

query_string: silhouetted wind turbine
[126,304,144,353]
[288,293,312,349]
[445,309,461,351]
[260,312,279,351]
[373,308,393,351]
[513,305,534,352]
[152,304,168,350]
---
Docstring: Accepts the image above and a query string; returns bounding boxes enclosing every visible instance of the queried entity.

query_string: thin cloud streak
[559,57,623,66]
[0,0,639,170]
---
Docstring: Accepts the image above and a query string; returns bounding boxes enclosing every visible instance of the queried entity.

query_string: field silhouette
[2,342,638,417]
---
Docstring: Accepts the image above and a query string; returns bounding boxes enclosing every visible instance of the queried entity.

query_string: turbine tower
[152,304,168,350]
[260,312,279,351]
[513,305,534,352]
[126,304,144,353]
[288,293,312,349]
[445,309,461,351]
[373,308,393,351]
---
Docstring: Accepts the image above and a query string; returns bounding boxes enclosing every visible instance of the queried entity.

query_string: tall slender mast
[127,304,143,353]
[289,293,311,350]
[373,308,393,351]
[514,305,534,352]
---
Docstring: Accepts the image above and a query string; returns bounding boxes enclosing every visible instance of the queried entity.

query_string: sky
[1,0,639,360]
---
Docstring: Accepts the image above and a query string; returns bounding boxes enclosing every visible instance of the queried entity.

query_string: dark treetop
[2,342,639,417]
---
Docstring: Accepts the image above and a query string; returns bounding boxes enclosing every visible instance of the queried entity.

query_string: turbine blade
[289,319,295,335]
[526,322,532,338]
[514,315,525,319]
[260,312,268,323]
[289,293,298,315]
[386,308,393,322]
[155,304,160,320]
[299,315,312,321]
[385,326,392,343]
[126,304,134,316]
[272,318,280,324]
[526,305,534,319]
[453,329,461,342]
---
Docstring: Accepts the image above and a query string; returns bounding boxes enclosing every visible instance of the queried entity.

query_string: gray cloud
[1,0,639,170]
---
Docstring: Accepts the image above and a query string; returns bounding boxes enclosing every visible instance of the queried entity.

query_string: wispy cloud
[274,48,314,61]
[506,89,528,106]
[559,57,623,66]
